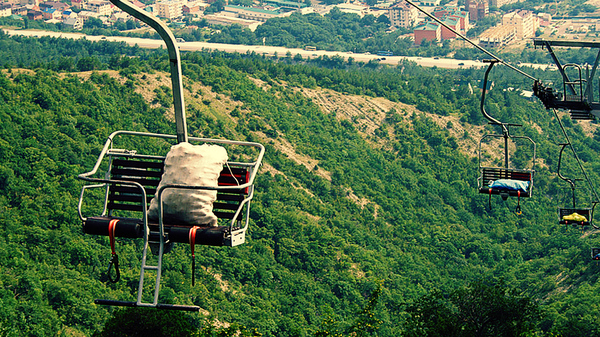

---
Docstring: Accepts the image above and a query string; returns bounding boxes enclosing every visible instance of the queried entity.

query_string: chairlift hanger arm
[557,143,578,208]
[481,60,509,133]
[588,49,600,102]
[108,0,188,144]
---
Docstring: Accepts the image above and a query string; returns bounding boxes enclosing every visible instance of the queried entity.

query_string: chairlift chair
[556,144,594,228]
[76,0,265,311]
[477,61,536,213]
[78,132,264,311]
[592,247,600,261]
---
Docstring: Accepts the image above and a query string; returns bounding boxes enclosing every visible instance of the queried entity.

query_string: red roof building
[414,21,441,45]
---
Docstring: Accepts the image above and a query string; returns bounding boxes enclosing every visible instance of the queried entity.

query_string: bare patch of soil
[300,86,486,159]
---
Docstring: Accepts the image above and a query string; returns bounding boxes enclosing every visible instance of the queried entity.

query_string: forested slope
[2,32,600,336]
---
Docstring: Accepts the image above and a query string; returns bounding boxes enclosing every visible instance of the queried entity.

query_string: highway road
[4,28,529,70]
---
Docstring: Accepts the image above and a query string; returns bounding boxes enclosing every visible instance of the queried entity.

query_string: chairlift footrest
[570,111,595,120]
[95,299,200,311]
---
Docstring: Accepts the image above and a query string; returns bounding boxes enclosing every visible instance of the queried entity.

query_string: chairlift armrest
[78,183,107,222]
[77,177,149,220]
[154,182,253,219]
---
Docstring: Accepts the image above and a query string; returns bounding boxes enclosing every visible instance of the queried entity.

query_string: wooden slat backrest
[481,168,531,182]
[559,208,590,219]
[107,158,164,213]
[106,156,249,221]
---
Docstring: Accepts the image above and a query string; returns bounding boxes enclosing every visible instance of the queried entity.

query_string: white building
[64,16,84,29]
[0,4,12,17]
[86,0,112,16]
[419,0,441,6]
[155,0,182,20]
[490,0,519,8]
[502,9,538,39]
[223,5,279,22]
[332,3,369,17]
[388,2,418,28]
[77,10,101,22]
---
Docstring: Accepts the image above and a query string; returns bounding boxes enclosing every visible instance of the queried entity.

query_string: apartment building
[86,0,112,16]
[155,0,182,20]
[414,21,441,45]
[440,16,461,39]
[433,6,469,33]
[387,1,418,28]
[465,0,487,21]
[479,25,516,48]
[503,9,538,39]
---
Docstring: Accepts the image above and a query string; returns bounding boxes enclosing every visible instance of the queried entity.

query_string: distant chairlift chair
[592,247,600,261]
[477,60,536,214]
[532,39,600,120]
[557,143,593,228]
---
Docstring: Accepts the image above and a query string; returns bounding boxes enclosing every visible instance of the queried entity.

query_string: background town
[1,0,599,53]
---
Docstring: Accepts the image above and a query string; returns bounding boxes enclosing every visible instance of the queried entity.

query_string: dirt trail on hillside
[300,87,485,159]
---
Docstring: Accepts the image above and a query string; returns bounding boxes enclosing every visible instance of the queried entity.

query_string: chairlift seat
[78,131,264,249]
[559,208,591,226]
[80,151,253,247]
[478,167,533,198]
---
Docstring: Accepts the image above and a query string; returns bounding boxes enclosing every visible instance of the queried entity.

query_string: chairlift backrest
[477,133,536,198]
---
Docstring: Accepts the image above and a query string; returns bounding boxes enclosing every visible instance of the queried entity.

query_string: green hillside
[2,32,600,336]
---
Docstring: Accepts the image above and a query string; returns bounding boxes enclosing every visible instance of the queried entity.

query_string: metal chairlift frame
[557,143,594,227]
[477,60,536,203]
[78,131,264,311]
[76,0,265,311]
[533,39,600,119]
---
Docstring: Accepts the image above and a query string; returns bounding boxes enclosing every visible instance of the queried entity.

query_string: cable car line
[553,108,598,203]
[404,0,537,81]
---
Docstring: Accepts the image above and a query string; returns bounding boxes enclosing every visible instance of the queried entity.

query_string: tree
[77,56,102,71]
[93,308,196,337]
[84,17,104,29]
[404,279,542,337]
[376,14,390,25]
[204,0,225,14]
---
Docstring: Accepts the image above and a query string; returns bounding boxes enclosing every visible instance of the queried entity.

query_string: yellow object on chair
[563,212,588,222]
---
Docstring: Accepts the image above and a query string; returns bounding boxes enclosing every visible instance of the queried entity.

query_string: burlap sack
[148,142,228,226]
